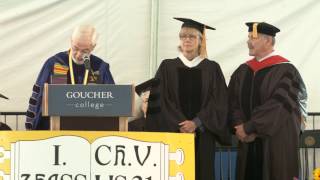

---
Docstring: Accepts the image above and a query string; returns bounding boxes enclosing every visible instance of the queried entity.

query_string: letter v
[134,145,151,166]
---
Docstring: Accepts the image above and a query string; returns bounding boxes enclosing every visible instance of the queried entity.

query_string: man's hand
[235,124,257,143]
[234,124,248,142]
[179,120,196,133]
[243,133,257,143]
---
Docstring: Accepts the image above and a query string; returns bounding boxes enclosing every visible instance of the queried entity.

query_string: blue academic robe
[25,51,115,130]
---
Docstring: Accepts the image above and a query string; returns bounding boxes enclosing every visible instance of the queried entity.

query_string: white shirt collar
[257,51,278,62]
[179,53,204,68]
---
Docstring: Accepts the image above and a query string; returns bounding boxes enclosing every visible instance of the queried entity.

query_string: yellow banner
[0,131,194,180]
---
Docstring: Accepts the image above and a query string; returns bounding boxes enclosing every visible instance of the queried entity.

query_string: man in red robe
[228,22,307,180]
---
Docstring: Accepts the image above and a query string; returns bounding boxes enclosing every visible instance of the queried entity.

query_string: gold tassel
[200,26,208,58]
[253,23,259,38]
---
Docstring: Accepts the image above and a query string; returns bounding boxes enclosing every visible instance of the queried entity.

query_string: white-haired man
[26,25,114,130]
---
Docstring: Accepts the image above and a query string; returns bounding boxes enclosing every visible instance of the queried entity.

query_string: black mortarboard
[174,17,215,34]
[174,17,215,58]
[0,93,9,100]
[246,22,280,37]
[135,78,160,96]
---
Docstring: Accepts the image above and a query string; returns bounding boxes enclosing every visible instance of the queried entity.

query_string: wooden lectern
[42,83,134,131]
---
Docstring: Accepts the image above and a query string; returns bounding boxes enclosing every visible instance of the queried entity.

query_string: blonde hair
[71,25,98,46]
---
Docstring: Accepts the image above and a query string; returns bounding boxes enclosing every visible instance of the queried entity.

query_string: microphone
[83,54,91,70]
[82,54,97,83]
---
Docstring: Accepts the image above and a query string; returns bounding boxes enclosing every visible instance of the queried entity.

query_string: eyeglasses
[179,34,198,40]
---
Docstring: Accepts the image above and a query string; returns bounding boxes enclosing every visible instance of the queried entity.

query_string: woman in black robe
[145,17,231,180]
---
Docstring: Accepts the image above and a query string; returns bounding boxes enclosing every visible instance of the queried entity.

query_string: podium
[42,83,134,131]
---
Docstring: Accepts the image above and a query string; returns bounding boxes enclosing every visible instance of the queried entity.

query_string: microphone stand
[84,58,97,83]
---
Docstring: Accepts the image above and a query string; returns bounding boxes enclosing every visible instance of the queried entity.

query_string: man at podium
[25,25,115,130]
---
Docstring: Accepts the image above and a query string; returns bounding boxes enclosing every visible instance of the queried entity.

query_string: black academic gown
[228,56,307,180]
[146,58,230,180]
[129,116,147,131]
